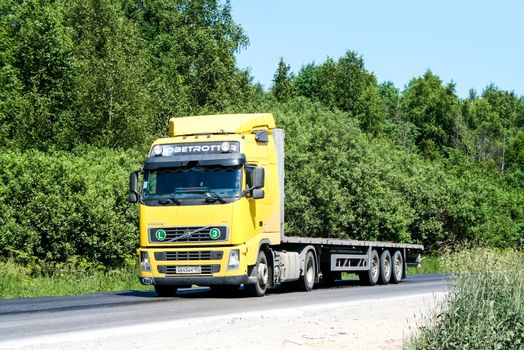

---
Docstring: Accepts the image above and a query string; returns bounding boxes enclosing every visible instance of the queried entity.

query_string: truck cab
[130,113,284,296]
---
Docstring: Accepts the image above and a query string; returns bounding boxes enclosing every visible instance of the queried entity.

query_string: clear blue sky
[230,0,524,97]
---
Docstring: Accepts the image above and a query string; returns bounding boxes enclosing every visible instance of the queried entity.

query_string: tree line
[0,0,522,268]
[272,54,524,173]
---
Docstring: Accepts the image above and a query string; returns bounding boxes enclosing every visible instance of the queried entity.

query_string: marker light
[152,145,163,156]
[140,252,152,272]
[227,249,240,271]
[220,142,231,153]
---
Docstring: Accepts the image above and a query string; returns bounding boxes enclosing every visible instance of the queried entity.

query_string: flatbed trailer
[279,236,422,286]
[130,113,423,297]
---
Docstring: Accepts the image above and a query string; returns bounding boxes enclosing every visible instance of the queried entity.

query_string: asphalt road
[0,274,447,346]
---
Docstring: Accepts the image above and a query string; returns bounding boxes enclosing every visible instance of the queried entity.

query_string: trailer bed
[281,236,423,250]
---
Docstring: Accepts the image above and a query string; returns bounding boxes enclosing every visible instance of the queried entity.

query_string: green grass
[0,251,473,299]
[407,254,443,274]
[0,259,151,299]
[405,248,524,350]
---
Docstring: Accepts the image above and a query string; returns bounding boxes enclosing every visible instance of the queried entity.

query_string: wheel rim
[305,258,314,286]
[258,259,268,288]
[384,256,391,278]
[395,255,403,280]
[371,256,379,279]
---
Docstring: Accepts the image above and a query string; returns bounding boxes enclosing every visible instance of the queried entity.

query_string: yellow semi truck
[129,113,423,297]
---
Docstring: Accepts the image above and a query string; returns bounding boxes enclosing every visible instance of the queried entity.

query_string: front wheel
[245,251,269,297]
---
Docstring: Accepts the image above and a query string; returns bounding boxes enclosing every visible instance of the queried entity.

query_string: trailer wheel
[295,251,316,291]
[378,250,392,285]
[359,249,380,286]
[154,285,178,297]
[245,251,269,297]
[390,250,404,284]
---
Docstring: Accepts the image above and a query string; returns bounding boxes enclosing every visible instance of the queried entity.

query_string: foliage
[125,0,254,133]
[406,248,524,350]
[401,71,460,157]
[253,98,523,248]
[64,0,152,149]
[0,0,522,276]
[293,51,386,134]
[0,0,75,150]
[0,147,141,267]
[407,254,442,275]
[0,0,252,150]
[271,58,295,103]
[462,85,524,172]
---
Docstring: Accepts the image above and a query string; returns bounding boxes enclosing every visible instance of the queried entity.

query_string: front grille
[158,265,220,275]
[149,226,228,243]
[154,251,223,261]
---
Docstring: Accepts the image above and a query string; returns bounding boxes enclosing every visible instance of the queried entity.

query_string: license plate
[176,266,201,274]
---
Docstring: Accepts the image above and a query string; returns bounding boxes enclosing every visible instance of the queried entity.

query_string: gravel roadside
[0,292,445,350]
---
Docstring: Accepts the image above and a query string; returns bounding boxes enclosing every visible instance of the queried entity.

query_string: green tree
[462,85,523,172]
[378,81,400,122]
[271,58,295,102]
[64,0,152,149]
[294,51,385,134]
[509,130,524,171]
[294,63,318,100]
[126,0,251,134]
[401,71,460,157]
[378,81,418,150]
[0,0,75,150]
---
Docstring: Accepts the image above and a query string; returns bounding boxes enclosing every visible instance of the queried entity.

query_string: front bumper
[140,275,255,286]
[137,245,254,286]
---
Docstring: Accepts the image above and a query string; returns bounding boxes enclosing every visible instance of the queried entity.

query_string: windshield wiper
[204,190,226,203]
[173,187,226,204]
[158,194,181,205]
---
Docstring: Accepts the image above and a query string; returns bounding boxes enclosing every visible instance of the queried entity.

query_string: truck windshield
[142,165,242,202]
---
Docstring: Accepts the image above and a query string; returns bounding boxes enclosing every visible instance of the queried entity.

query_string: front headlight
[227,249,240,271]
[140,251,152,272]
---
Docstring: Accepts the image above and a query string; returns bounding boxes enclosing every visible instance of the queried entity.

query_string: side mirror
[129,170,140,203]
[251,189,265,199]
[250,167,265,189]
[253,130,269,143]
[129,192,138,203]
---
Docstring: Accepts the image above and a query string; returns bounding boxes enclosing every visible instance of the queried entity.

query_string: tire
[154,285,178,297]
[297,251,316,292]
[390,250,404,284]
[378,250,392,285]
[359,249,380,286]
[245,251,269,297]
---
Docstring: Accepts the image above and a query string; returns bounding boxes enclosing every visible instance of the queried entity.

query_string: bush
[0,100,521,272]
[266,98,523,248]
[0,147,141,268]
[407,248,524,349]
